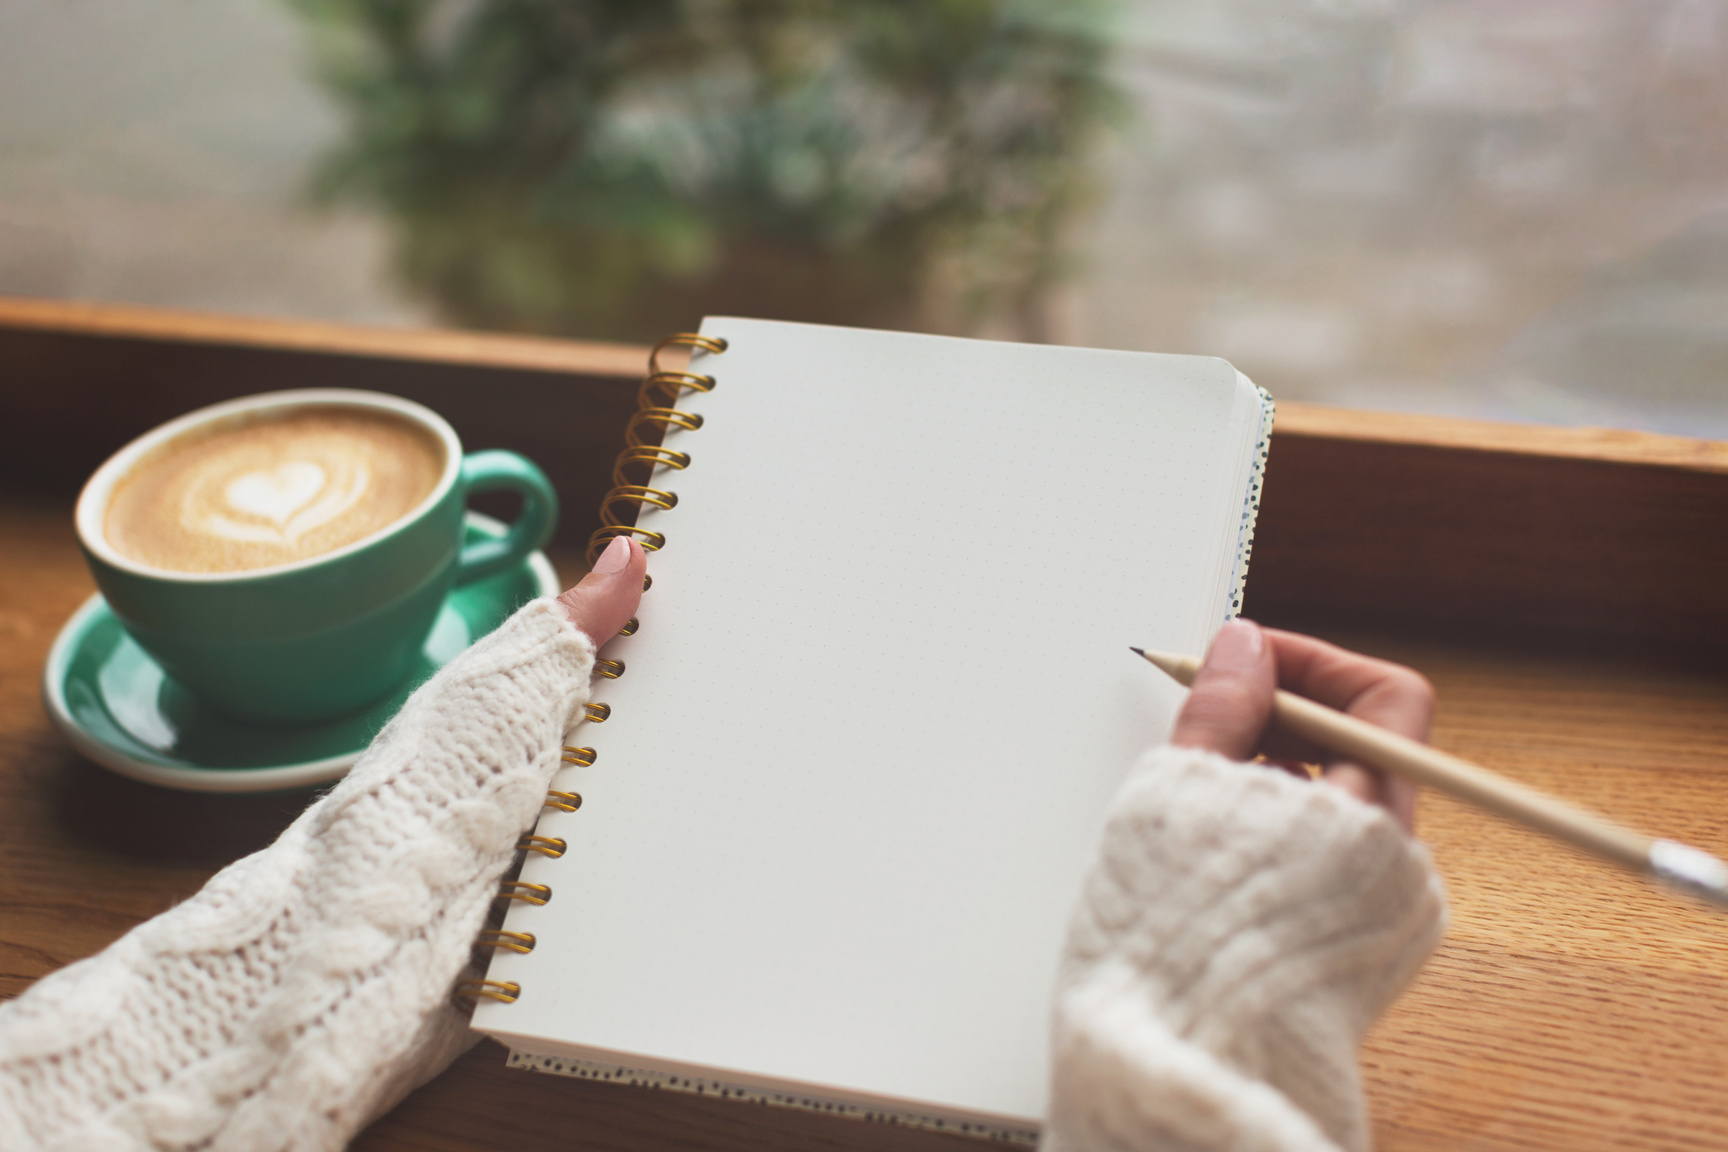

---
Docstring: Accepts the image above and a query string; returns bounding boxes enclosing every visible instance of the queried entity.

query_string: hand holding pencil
[1142,621,1728,909]
[1164,620,1430,834]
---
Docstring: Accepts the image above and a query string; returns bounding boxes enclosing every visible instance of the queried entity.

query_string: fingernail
[1207,619,1264,672]
[593,535,632,575]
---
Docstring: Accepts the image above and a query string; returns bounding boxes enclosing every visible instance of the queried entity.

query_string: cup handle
[456,450,559,586]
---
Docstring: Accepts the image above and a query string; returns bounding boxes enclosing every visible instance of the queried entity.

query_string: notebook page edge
[1216,371,1276,628]
[494,1038,1041,1140]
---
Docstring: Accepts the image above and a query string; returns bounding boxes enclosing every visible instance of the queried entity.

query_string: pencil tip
[1128,646,1145,656]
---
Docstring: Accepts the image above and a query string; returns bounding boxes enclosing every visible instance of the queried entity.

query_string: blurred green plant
[287,0,1120,340]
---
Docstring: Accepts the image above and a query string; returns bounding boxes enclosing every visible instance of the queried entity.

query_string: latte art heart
[225,462,328,525]
[104,406,445,573]
[197,461,370,545]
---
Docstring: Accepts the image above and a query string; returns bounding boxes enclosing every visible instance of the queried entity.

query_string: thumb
[1169,619,1276,762]
[555,535,647,648]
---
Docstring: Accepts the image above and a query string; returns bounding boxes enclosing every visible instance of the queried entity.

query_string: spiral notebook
[469,318,1274,1142]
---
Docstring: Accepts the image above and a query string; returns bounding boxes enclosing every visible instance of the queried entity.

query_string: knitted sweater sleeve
[0,598,595,1152]
[1040,745,1448,1152]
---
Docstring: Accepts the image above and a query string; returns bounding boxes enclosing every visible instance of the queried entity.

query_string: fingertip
[1207,618,1266,671]
[554,538,649,644]
[591,532,633,575]
[1169,617,1277,761]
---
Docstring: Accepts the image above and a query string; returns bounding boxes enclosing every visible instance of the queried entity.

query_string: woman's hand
[1170,620,1434,833]
[554,534,648,647]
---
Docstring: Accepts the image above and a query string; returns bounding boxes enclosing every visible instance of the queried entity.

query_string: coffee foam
[104,406,445,574]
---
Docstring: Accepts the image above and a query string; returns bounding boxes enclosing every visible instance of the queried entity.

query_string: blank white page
[475,318,1269,1126]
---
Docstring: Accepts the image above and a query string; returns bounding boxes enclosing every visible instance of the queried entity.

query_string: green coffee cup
[74,389,557,724]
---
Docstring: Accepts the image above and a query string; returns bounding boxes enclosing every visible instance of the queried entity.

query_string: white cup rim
[75,388,463,584]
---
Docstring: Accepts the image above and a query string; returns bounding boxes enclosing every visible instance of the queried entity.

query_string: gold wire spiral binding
[650,332,728,374]
[472,378,682,1012]
[541,336,724,1024]
[610,444,691,487]
[545,790,583,812]
[626,405,705,446]
[455,979,521,1004]
[637,372,715,408]
[496,881,552,905]
[586,332,725,567]
[600,485,678,522]
[586,525,667,565]
[476,930,537,953]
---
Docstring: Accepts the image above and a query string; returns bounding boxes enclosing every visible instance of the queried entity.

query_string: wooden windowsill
[0,294,647,378]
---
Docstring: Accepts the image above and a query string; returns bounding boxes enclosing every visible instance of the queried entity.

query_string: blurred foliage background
[285,0,1121,342]
[10,0,1727,436]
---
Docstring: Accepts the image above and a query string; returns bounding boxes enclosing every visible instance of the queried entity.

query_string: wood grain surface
[1349,633,1728,1151]
[1,493,1723,1151]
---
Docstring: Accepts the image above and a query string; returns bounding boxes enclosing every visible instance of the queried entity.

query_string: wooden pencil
[1132,646,1728,909]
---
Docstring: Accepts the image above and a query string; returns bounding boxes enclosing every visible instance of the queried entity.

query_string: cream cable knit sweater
[0,600,595,1152]
[1043,746,1446,1152]
[0,600,1445,1151]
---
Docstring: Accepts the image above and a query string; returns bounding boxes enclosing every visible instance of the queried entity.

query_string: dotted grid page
[476,318,1266,1127]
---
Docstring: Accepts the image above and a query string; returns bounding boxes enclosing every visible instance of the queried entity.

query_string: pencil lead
[1129,646,1146,656]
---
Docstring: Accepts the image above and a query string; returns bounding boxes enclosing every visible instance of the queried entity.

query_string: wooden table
[2,298,1725,1150]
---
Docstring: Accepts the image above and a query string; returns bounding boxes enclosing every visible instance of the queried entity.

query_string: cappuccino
[104,405,445,574]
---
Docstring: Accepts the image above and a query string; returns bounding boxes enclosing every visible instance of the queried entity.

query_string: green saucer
[42,514,560,793]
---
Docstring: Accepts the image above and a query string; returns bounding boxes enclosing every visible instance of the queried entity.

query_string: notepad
[470,318,1273,1142]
